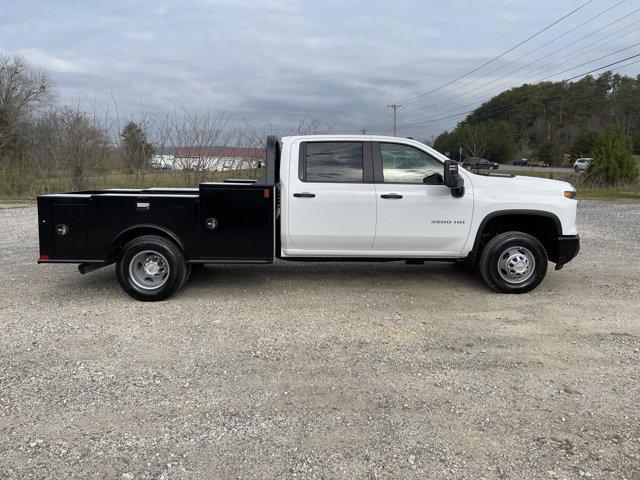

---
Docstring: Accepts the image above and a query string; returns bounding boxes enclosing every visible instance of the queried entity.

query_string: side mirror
[423,173,443,185]
[443,160,465,198]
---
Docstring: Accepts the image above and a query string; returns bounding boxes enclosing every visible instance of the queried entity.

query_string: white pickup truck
[37,135,580,301]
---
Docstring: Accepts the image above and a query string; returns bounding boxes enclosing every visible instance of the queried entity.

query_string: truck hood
[467,172,574,194]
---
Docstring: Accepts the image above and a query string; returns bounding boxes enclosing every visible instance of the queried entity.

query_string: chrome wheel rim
[128,250,170,290]
[497,246,535,284]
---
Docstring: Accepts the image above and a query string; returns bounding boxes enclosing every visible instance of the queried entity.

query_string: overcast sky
[1,0,639,139]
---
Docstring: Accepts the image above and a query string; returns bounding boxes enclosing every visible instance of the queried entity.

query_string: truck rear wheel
[479,231,547,294]
[116,235,187,301]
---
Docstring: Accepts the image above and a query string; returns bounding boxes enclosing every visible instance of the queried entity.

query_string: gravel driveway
[0,201,638,479]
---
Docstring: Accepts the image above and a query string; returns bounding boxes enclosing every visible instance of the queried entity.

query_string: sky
[1,0,639,140]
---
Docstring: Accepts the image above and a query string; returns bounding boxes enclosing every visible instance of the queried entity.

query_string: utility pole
[360,128,368,135]
[387,104,403,136]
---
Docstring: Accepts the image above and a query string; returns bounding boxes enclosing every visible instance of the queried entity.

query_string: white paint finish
[283,248,462,258]
[460,173,578,257]
[284,138,376,252]
[373,182,473,253]
[278,135,579,259]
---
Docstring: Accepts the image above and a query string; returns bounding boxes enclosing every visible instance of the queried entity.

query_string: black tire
[116,235,187,301]
[180,264,192,289]
[479,231,548,294]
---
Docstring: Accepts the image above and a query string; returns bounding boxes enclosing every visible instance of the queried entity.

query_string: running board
[78,262,112,274]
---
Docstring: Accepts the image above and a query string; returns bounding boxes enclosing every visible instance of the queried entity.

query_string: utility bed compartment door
[52,204,88,257]
[200,185,274,261]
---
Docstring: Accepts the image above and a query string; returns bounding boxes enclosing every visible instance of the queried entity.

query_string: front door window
[380,143,443,183]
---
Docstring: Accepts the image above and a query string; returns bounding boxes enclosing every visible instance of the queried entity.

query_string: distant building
[150,147,265,171]
[173,147,265,171]
[149,154,175,170]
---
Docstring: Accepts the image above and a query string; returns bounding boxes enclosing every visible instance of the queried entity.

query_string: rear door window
[302,142,363,183]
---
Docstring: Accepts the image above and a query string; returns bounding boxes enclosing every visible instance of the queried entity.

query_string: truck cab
[281,136,474,257]
[37,135,580,301]
[279,135,577,264]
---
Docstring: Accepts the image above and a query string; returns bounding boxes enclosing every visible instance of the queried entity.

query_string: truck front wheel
[116,235,187,301]
[479,231,547,293]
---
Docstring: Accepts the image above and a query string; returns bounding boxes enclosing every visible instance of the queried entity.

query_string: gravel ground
[0,201,639,479]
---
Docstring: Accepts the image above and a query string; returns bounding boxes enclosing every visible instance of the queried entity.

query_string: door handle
[381,193,403,199]
[293,192,315,198]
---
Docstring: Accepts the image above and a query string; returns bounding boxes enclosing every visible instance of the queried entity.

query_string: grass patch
[576,188,640,201]
[0,197,36,206]
[2,168,266,197]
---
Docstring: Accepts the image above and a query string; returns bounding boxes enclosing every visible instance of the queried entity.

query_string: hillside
[434,71,640,163]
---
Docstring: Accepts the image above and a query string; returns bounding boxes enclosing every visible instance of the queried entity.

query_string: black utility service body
[38,137,280,268]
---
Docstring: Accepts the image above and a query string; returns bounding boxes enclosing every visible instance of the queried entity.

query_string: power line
[397,54,640,127]
[525,17,640,77]
[369,110,392,131]
[401,5,640,120]
[400,26,640,126]
[538,42,640,80]
[366,106,391,131]
[402,0,629,113]
[563,52,640,80]
[394,0,597,105]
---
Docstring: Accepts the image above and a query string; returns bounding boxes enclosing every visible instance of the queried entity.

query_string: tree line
[0,54,334,197]
[2,52,637,195]
[433,72,639,185]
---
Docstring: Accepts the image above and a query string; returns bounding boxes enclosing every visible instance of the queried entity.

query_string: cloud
[1,0,634,139]
[124,31,156,42]
[193,0,298,9]
[15,48,87,74]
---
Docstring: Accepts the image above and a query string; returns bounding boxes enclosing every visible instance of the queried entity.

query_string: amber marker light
[564,191,576,199]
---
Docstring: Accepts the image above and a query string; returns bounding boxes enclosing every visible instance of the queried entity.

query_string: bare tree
[0,54,54,130]
[0,54,55,194]
[34,105,109,191]
[459,122,489,158]
[240,111,337,149]
[154,108,240,186]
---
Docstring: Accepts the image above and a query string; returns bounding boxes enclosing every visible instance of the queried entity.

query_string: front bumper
[554,235,580,269]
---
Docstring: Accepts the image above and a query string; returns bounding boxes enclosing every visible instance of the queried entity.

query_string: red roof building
[173,147,265,159]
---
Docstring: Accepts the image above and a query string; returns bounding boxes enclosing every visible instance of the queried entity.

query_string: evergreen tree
[451,72,640,156]
[570,129,599,158]
[632,131,640,155]
[121,121,154,186]
[433,130,461,160]
[588,126,638,186]
[534,140,562,165]
[483,121,517,162]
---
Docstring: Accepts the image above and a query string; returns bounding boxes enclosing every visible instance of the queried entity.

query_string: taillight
[39,254,50,261]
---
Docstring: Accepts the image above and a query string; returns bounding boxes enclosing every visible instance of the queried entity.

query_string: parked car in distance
[528,160,550,168]
[149,160,171,170]
[573,157,592,172]
[462,157,500,170]
[512,159,529,166]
